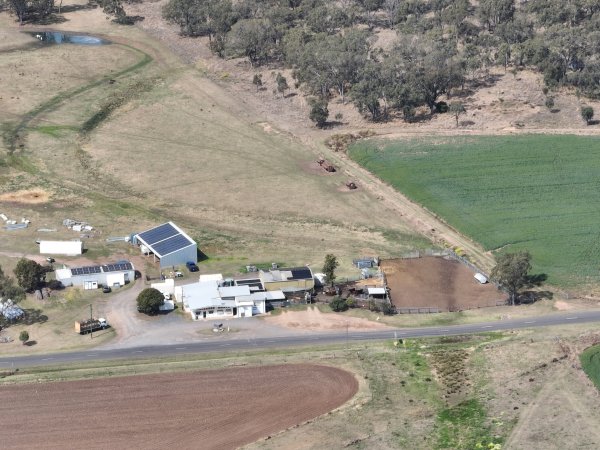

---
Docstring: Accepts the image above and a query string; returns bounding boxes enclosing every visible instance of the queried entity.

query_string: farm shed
[367,287,387,299]
[151,278,175,297]
[174,277,273,320]
[55,262,135,289]
[39,240,83,256]
[259,266,315,293]
[135,222,197,268]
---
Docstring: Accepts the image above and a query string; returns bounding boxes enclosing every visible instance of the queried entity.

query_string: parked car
[186,261,199,272]
[102,286,112,293]
[46,257,55,263]
[174,271,183,278]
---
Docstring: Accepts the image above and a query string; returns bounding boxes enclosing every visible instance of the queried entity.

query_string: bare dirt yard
[0,364,357,450]
[382,257,502,311]
[264,305,391,332]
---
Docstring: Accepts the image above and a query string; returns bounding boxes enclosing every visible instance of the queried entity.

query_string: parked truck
[75,318,108,334]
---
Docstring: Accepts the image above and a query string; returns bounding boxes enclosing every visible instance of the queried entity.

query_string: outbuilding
[39,240,83,256]
[135,222,197,268]
[55,261,135,289]
[259,266,315,294]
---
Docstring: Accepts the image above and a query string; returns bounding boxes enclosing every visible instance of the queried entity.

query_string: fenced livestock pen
[381,253,505,314]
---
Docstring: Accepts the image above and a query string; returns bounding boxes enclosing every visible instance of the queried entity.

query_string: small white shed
[39,240,83,255]
[474,273,488,284]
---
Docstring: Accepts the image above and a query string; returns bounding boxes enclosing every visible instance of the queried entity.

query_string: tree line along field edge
[348,134,600,287]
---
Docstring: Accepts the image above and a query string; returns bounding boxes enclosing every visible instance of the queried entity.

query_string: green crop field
[580,344,600,390]
[349,135,600,286]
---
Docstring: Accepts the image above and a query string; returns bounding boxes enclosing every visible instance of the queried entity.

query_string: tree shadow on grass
[24,340,37,346]
[22,309,48,325]
[526,273,548,287]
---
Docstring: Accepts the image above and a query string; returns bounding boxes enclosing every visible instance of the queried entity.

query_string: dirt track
[382,257,502,311]
[0,364,357,450]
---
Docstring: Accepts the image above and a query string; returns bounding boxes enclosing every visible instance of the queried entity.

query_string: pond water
[26,32,110,46]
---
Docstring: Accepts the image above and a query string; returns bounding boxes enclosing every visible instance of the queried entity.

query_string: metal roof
[135,222,196,258]
[61,262,134,278]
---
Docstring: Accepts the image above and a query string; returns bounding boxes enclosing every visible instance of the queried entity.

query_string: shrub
[581,106,594,124]
[19,330,29,345]
[545,97,554,110]
[381,302,396,315]
[329,296,348,312]
[435,101,449,113]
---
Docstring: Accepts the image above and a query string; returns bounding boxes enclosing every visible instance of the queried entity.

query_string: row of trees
[3,0,56,25]
[162,0,600,122]
[3,0,141,25]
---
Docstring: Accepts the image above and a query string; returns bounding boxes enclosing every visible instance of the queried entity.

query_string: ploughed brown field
[381,257,502,311]
[1,364,357,450]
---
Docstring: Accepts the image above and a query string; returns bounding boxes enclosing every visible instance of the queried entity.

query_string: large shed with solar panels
[134,222,197,268]
[55,261,135,289]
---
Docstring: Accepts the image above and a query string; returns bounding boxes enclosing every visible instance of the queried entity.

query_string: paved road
[2,310,600,369]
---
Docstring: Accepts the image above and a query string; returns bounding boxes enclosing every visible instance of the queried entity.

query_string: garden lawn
[350,135,600,286]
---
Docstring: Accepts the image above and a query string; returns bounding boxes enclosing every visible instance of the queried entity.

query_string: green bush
[19,330,29,345]
[136,288,164,315]
[329,296,348,312]
[435,101,449,113]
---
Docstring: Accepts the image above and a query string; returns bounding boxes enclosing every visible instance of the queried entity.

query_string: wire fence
[396,299,508,314]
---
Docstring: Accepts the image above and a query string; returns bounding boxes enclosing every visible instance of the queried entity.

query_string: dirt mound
[265,306,390,331]
[382,257,502,311]
[0,364,357,450]
[0,189,50,204]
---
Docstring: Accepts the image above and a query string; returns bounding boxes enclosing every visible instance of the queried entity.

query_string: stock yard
[381,257,502,312]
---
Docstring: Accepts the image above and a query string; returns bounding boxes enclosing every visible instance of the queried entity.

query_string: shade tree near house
[323,254,339,287]
[136,288,165,315]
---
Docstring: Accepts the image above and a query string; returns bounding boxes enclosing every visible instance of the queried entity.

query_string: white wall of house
[106,273,125,287]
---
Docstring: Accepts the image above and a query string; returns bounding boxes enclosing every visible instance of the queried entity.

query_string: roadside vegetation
[350,135,600,286]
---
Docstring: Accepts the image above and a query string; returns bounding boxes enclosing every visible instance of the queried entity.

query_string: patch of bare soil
[265,306,391,331]
[0,189,50,204]
[382,257,502,311]
[0,364,358,450]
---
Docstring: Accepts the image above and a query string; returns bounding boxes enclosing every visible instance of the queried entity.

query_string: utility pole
[90,304,93,340]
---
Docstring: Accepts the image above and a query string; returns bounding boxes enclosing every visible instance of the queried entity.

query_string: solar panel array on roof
[102,262,133,272]
[151,234,193,257]
[136,222,196,258]
[137,223,179,246]
[290,267,313,280]
[71,266,102,276]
